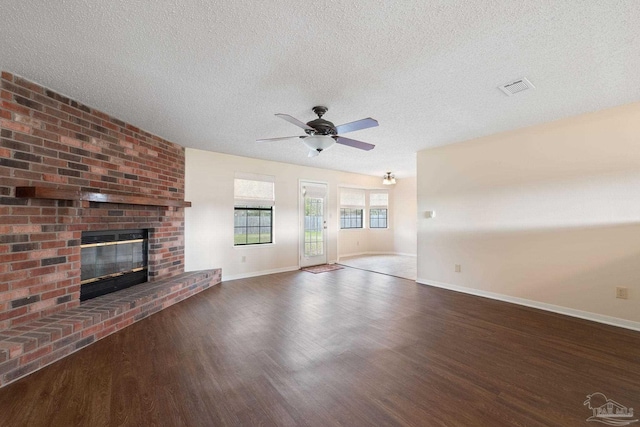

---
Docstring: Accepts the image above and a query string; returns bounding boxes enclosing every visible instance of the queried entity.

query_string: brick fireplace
[0,72,220,386]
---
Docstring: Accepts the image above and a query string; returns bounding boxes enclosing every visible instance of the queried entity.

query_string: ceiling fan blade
[275,113,314,131]
[256,136,303,143]
[335,117,378,134]
[308,149,320,158]
[335,136,375,151]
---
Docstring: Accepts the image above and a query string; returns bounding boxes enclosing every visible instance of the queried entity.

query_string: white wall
[416,102,640,328]
[185,148,394,279]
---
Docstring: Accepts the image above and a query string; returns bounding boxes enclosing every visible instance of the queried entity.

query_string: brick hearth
[0,269,220,387]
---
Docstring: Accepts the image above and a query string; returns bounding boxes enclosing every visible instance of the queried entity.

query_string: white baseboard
[392,252,417,257]
[224,260,339,281]
[417,278,640,332]
[223,266,299,281]
[338,251,368,259]
[338,251,416,261]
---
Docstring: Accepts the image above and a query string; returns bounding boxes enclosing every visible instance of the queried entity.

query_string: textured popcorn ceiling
[2,1,639,178]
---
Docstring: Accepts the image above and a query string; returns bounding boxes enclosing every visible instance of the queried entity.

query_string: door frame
[299,180,329,268]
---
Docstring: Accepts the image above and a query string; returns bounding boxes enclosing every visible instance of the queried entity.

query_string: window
[340,188,365,229]
[369,208,387,228]
[340,208,363,229]
[234,206,272,245]
[234,173,275,245]
[369,191,388,229]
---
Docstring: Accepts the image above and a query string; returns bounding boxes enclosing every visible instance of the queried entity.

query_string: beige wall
[185,148,398,279]
[417,102,640,327]
[337,187,397,258]
[393,177,417,256]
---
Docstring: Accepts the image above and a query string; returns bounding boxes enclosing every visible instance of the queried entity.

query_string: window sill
[233,243,276,248]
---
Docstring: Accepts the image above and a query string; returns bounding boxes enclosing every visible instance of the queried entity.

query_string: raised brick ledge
[0,269,221,387]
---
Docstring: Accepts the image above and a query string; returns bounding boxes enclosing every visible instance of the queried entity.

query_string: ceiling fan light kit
[303,134,335,151]
[303,135,335,157]
[258,106,378,157]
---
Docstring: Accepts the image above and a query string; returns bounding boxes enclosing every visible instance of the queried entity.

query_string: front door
[300,181,327,267]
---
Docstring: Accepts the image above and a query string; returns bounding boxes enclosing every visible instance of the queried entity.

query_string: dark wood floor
[1,268,639,426]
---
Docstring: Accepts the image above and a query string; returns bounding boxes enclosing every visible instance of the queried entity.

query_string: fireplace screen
[80,229,148,301]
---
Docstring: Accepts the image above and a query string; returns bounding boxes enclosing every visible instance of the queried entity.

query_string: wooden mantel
[15,186,192,208]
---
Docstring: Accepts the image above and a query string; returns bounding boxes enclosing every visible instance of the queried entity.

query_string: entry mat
[300,264,344,274]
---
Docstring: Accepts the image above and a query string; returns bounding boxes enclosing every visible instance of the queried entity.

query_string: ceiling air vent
[498,77,535,96]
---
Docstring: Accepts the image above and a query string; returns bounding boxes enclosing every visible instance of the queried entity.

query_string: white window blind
[369,191,388,208]
[340,188,365,208]
[234,172,275,207]
[303,184,327,199]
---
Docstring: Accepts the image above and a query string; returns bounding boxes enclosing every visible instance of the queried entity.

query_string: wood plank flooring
[338,254,417,280]
[0,267,639,426]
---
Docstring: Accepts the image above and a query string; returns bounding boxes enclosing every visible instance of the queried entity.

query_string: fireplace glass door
[80,229,148,301]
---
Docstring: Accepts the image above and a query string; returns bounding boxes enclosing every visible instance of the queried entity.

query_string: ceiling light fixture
[303,135,335,157]
[382,172,396,185]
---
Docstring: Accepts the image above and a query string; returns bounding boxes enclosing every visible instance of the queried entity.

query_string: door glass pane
[304,197,323,256]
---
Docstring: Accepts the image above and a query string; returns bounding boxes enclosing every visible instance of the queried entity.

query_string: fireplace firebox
[80,229,148,301]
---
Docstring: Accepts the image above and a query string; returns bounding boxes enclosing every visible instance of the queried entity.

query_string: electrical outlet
[616,287,629,299]
[241,256,246,263]
[455,264,461,273]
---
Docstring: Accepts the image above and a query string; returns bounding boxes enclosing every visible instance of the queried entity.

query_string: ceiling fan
[257,106,378,157]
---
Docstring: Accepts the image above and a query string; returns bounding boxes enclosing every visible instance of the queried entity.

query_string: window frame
[339,187,366,230]
[368,190,389,229]
[369,207,388,229]
[233,205,273,246]
[340,207,363,229]
[233,172,276,246]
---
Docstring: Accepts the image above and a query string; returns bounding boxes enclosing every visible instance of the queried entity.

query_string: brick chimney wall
[0,72,187,331]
